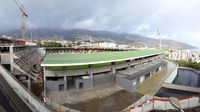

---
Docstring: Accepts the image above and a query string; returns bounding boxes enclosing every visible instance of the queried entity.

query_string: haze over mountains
[1,28,196,49]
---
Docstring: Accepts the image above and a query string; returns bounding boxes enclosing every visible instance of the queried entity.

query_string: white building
[168,50,198,62]
[98,42,116,48]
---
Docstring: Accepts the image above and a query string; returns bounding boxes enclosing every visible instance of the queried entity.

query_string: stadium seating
[14,48,43,82]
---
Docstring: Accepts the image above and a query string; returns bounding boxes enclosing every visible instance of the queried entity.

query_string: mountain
[1,28,196,49]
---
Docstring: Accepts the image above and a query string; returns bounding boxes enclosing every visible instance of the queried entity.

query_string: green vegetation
[176,60,200,70]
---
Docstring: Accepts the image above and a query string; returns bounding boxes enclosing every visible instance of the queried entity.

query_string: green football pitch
[42,49,163,70]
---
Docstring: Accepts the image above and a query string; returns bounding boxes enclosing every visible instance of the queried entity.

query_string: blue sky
[0,0,200,48]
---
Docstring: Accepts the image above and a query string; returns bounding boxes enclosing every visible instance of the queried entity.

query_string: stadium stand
[14,48,43,82]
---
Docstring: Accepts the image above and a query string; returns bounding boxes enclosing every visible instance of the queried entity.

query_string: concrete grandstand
[0,37,43,89]
[41,49,166,100]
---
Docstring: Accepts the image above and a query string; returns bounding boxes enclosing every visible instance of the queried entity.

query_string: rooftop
[41,49,163,66]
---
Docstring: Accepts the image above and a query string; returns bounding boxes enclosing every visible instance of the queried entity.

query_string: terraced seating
[14,48,43,82]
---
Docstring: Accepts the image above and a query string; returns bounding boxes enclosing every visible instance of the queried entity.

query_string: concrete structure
[125,95,200,112]
[116,61,167,92]
[41,49,165,97]
[0,37,78,112]
[163,66,200,93]
[0,64,51,112]
[161,83,200,93]
[0,45,42,81]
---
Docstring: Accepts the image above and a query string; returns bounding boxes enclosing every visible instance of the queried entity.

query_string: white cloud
[136,24,150,32]
[1,0,200,47]
[73,19,96,29]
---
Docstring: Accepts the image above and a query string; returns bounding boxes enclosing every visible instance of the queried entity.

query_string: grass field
[42,49,163,67]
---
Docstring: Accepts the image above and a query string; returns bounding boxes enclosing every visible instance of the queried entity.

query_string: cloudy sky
[0,0,200,47]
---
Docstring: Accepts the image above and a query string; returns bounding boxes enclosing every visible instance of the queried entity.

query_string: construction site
[0,0,200,112]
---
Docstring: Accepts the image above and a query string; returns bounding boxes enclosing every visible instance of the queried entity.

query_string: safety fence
[126,95,200,112]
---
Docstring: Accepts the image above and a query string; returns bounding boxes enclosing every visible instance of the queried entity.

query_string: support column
[89,64,94,88]
[28,75,31,91]
[64,76,67,91]
[89,64,93,77]
[111,62,116,74]
[150,71,153,77]
[9,45,14,73]
[111,62,116,83]
[43,66,47,98]
[64,76,66,80]
[126,60,131,69]
[159,66,162,71]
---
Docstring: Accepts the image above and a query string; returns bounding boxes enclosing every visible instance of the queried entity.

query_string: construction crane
[13,0,28,39]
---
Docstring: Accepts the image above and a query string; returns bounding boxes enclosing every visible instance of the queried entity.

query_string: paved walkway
[135,60,177,95]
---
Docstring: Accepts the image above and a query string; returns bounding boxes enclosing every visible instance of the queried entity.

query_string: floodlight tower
[157,28,162,50]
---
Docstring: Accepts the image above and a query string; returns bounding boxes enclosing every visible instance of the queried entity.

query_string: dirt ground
[21,81,43,98]
[64,90,143,112]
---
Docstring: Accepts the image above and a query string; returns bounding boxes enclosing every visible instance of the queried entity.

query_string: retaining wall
[0,64,51,112]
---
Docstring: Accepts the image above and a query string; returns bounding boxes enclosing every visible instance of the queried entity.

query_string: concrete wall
[116,61,167,93]
[46,80,67,91]
[0,64,51,112]
[75,78,93,90]
[0,54,10,64]
[163,66,178,83]
[93,74,114,87]
[116,76,137,92]
[0,75,32,112]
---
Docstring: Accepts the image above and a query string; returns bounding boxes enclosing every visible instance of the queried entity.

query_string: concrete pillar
[28,75,31,91]
[64,76,67,91]
[111,62,116,74]
[154,69,157,74]
[127,60,131,69]
[111,62,116,83]
[43,66,46,98]
[64,76,66,80]
[89,64,94,88]
[9,45,14,72]
[140,76,145,83]
[150,71,152,77]
[159,66,162,71]
[89,64,93,77]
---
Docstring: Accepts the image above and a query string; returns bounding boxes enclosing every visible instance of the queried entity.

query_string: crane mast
[13,0,28,40]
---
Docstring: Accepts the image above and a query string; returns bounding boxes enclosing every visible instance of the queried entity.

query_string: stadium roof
[41,49,164,66]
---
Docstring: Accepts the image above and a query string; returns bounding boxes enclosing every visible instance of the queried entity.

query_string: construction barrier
[128,95,200,112]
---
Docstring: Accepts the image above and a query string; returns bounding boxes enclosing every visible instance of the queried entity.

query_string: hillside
[1,28,196,49]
